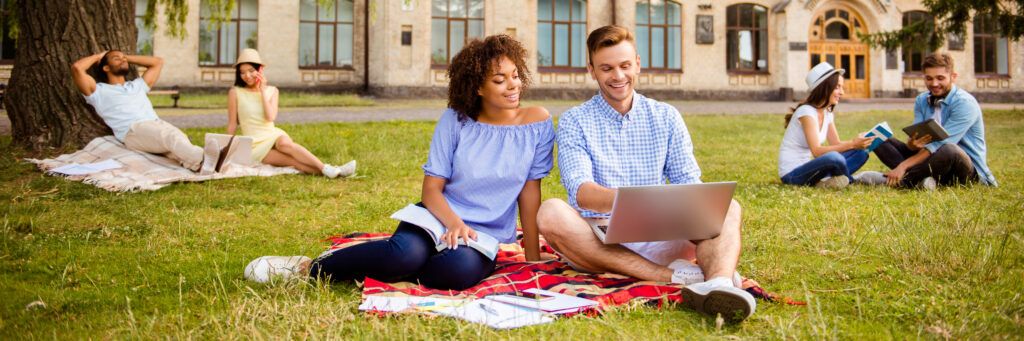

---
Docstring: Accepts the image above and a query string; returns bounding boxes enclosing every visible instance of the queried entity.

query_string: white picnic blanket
[27,136,300,192]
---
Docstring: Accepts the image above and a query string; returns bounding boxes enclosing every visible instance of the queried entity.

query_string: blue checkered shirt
[557,92,702,217]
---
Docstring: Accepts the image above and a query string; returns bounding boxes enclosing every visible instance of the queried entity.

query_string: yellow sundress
[235,86,287,163]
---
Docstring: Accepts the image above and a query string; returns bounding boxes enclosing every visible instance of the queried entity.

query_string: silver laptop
[587,182,736,244]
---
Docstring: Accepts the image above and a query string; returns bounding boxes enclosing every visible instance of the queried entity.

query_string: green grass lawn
[1,109,1022,339]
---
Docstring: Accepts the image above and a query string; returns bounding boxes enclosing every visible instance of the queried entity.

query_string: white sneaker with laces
[815,176,850,189]
[681,276,756,323]
[921,176,937,191]
[321,164,341,178]
[336,160,356,178]
[244,256,312,283]
[668,260,744,287]
[852,171,887,185]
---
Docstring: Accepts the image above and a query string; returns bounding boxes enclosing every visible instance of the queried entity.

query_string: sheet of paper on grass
[358,295,466,313]
[433,298,554,329]
[487,288,599,314]
[49,159,123,176]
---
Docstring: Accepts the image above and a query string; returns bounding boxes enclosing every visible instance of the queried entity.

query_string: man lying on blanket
[536,25,755,323]
[71,50,220,173]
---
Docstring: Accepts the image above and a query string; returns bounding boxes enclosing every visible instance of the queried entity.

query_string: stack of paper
[487,289,600,314]
[358,294,552,329]
[49,159,123,176]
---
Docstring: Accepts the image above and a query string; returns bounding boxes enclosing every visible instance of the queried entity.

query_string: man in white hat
[70,50,219,173]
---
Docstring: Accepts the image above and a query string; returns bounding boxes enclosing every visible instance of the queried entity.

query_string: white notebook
[390,204,500,260]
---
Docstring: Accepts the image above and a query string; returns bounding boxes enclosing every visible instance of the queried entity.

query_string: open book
[390,204,500,260]
[864,121,893,152]
[902,119,950,141]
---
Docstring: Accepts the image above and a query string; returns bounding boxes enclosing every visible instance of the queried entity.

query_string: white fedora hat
[806,62,845,92]
[234,48,265,68]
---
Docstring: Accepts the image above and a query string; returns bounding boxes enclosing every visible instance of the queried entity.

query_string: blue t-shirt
[83,78,159,141]
[422,109,555,243]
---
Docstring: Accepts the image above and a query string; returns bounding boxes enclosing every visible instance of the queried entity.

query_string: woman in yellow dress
[227,49,355,178]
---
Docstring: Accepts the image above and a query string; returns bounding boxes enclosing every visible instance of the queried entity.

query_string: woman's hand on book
[442,222,478,250]
[850,135,873,150]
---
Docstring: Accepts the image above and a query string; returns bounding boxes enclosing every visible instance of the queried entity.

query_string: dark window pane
[839,10,848,21]
[555,0,570,21]
[637,26,649,68]
[856,55,865,79]
[432,0,446,17]
[340,0,354,22]
[572,23,586,67]
[974,39,984,73]
[431,18,447,64]
[299,23,316,66]
[841,54,850,79]
[811,54,821,66]
[318,24,334,65]
[825,22,849,40]
[537,23,552,66]
[826,54,836,66]
[555,23,569,65]
[651,0,664,25]
[574,0,586,21]
[727,5,737,26]
[538,0,552,21]
[636,1,648,24]
[739,5,752,27]
[239,0,257,19]
[469,0,484,18]
[337,23,353,66]
[755,5,767,29]
[300,0,316,21]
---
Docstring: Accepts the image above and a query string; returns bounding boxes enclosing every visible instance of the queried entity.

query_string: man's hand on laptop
[442,222,478,250]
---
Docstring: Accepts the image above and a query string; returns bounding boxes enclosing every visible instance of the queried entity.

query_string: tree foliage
[861,0,1024,51]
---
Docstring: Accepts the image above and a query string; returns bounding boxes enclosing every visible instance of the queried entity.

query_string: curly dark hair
[446,34,531,121]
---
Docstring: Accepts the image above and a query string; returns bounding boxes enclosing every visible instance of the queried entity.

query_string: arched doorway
[809,7,871,98]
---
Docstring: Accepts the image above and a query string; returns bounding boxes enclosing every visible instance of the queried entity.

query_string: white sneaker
[321,164,341,178]
[852,171,887,185]
[668,260,744,287]
[921,176,937,191]
[199,139,220,175]
[243,256,311,283]
[815,176,850,189]
[336,160,356,178]
[681,277,756,323]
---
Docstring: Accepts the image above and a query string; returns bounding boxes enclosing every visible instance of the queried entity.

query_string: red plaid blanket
[327,232,804,309]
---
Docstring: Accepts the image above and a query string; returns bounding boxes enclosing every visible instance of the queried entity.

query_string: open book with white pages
[864,121,893,152]
[390,204,500,260]
[487,288,599,314]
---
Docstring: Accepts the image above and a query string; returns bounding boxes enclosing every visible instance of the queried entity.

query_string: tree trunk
[5,0,136,153]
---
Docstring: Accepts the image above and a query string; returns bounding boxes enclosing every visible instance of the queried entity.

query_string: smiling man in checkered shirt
[536,25,755,323]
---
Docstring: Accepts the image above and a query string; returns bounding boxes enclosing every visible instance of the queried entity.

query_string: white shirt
[778,104,833,177]
[83,78,160,141]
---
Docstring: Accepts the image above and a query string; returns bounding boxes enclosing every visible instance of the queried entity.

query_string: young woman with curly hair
[243,35,555,290]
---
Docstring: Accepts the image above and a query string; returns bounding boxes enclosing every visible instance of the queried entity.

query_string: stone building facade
[0,0,1020,101]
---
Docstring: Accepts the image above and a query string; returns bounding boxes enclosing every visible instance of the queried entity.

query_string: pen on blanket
[478,302,499,316]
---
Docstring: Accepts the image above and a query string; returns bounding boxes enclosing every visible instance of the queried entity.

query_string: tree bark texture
[5,0,136,152]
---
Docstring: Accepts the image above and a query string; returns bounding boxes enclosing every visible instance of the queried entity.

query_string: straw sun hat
[234,48,264,68]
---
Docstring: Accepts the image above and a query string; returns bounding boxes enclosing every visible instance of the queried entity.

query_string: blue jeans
[308,221,497,290]
[781,150,868,186]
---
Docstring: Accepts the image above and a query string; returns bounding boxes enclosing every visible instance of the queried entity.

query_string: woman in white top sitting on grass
[778,62,879,189]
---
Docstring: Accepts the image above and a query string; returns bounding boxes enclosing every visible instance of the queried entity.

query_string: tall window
[726,4,768,72]
[199,0,258,66]
[431,0,483,65]
[299,0,354,68]
[901,11,930,73]
[0,0,15,63]
[537,0,587,68]
[135,0,154,55]
[973,15,1009,75]
[636,0,681,70]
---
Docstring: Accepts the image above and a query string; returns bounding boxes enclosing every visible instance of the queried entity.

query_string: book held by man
[902,119,949,141]
[390,204,500,260]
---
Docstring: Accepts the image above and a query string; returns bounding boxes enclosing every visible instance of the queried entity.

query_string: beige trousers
[123,120,203,171]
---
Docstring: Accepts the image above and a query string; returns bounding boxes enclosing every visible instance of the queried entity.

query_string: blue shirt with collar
[557,92,702,218]
[913,85,996,186]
